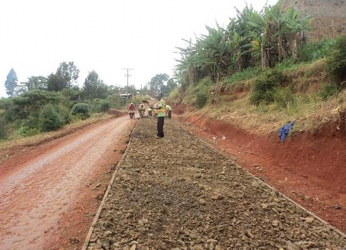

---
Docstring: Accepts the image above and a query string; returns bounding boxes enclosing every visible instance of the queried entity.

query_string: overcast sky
[0,0,277,98]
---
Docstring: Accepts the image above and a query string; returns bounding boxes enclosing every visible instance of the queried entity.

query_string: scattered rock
[85,118,346,249]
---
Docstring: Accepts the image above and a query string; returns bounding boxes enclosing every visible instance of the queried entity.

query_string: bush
[319,83,338,100]
[39,104,66,132]
[70,103,90,120]
[327,35,346,86]
[298,38,336,62]
[0,117,7,140]
[195,78,212,109]
[274,87,295,108]
[97,100,110,113]
[250,70,284,105]
[196,93,208,109]
[16,123,30,136]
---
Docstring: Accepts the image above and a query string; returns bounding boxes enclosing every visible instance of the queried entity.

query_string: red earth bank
[181,114,346,234]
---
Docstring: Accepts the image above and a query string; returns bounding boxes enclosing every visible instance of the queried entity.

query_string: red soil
[181,112,346,234]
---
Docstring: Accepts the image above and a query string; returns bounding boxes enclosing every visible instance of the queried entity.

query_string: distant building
[120,93,133,99]
[282,0,346,42]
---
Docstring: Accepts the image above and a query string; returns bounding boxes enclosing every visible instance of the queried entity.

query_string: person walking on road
[154,98,166,138]
[138,103,145,118]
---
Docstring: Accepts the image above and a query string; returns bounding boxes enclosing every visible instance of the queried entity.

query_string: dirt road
[85,118,346,249]
[0,115,137,250]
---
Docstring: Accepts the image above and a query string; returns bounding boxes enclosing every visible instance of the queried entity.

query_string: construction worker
[154,98,166,138]
[138,103,145,118]
[165,104,172,118]
[147,106,153,117]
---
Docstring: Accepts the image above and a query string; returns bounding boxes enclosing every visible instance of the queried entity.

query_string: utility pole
[122,68,133,106]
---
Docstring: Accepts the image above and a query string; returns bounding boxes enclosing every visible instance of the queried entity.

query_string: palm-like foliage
[174,1,311,87]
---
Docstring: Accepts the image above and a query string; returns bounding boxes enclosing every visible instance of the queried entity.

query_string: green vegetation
[70,103,90,120]
[39,104,67,132]
[1,59,176,143]
[250,70,284,105]
[327,35,346,87]
[169,2,346,134]
[2,2,346,145]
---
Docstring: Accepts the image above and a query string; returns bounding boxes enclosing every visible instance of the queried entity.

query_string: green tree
[56,61,80,88]
[47,62,80,91]
[47,73,66,91]
[165,78,178,95]
[149,73,169,97]
[7,90,63,121]
[24,76,48,91]
[82,71,108,100]
[5,68,18,98]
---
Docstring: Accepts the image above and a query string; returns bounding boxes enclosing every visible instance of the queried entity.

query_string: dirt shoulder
[85,118,345,249]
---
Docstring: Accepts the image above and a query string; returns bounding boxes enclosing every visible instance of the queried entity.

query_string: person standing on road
[165,104,172,119]
[154,98,166,138]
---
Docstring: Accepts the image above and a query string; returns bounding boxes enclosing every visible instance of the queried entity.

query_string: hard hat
[131,103,133,104]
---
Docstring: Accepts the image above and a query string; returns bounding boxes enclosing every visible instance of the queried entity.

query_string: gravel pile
[85,118,346,250]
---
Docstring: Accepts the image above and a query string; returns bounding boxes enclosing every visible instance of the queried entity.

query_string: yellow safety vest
[157,100,166,117]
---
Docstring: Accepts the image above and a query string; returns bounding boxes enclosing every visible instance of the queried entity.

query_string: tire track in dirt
[0,116,136,250]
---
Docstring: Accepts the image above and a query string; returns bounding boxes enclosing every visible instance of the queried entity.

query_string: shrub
[16,123,30,136]
[97,100,110,113]
[274,87,295,108]
[195,78,212,109]
[196,93,208,109]
[298,38,336,62]
[70,103,90,120]
[327,35,346,86]
[0,117,7,140]
[319,83,338,100]
[39,104,66,132]
[250,70,284,105]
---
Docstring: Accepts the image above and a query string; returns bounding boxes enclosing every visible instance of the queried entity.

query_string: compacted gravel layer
[85,118,346,250]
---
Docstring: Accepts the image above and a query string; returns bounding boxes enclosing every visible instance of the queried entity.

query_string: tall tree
[82,70,108,100]
[56,61,80,88]
[24,76,48,91]
[47,73,66,91]
[47,62,80,91]
[149,73,169,97]
[5,68,18,98]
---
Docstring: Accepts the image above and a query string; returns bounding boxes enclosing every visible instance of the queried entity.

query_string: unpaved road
[86,118,346,249]
[0,115,137,250]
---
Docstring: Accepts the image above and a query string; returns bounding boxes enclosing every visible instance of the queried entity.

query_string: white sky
[0,0,277,97]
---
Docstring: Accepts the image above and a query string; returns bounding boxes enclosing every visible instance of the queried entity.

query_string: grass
[0,113,114,151]
[185,59,346,135]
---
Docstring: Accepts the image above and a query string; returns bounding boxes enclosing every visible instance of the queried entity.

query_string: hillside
[171,59,346,233]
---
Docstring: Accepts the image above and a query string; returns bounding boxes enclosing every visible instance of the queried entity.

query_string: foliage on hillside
[168,36,346,134]
[167,0,346,135]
